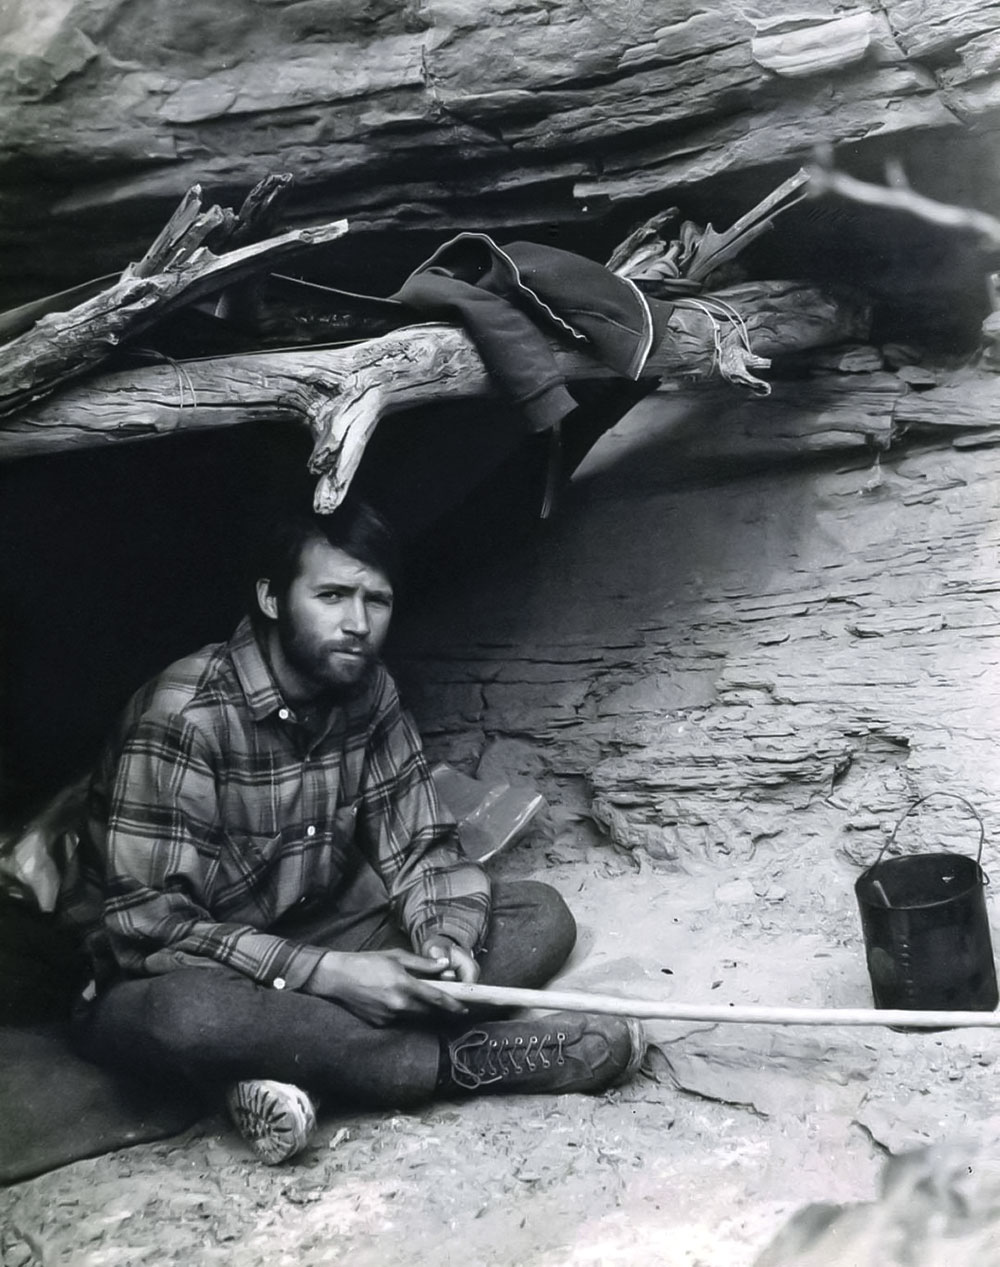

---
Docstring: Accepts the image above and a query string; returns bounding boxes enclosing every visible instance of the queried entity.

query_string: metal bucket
[855,793,999,1014]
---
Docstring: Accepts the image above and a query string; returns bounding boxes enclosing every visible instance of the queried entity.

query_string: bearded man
[68,497,644,1164]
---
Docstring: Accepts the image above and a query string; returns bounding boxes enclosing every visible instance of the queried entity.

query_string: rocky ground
[3,823,999,1267]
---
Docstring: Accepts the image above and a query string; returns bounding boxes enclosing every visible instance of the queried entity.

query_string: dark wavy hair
[254,496,400,603]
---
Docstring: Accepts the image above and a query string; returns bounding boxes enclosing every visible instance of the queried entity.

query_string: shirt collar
[228,616,289,723]
[227,615,383,730]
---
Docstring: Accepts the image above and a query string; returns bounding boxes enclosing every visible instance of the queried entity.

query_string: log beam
[0,282,872,511]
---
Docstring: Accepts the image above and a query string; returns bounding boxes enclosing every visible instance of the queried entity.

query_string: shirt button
[305,825,317,838]
[278,708,290,721]
[273,977,286,991]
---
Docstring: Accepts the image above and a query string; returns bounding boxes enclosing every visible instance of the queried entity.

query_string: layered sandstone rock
[1,0,999,308]
[394,363,1000,868]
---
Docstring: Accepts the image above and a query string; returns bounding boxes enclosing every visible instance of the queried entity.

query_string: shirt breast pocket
[215,830,284,915]
[223,830,282,868]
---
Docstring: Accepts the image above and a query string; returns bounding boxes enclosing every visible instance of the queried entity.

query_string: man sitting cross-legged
[64,497,644,1163]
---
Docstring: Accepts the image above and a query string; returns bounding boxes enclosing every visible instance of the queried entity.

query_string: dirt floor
[4,817,997,1267]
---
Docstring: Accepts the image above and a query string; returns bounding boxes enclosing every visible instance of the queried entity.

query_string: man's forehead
[297,536,393,592]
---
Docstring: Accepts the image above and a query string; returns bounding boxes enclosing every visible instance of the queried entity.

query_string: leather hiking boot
[226,1079,317,1165]
[446,1012,645,1095]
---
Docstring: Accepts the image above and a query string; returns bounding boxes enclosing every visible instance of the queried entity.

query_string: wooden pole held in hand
[428,980,1000,1030]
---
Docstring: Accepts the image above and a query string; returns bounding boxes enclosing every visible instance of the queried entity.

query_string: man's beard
[275,610,379,701]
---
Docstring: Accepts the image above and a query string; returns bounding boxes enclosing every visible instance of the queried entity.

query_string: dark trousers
[70,880,575,1108]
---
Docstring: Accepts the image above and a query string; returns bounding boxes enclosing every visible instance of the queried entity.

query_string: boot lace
[448,1029,567,1090]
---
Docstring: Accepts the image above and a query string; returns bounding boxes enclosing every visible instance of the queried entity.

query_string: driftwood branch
[0,169,843,426]
[121,185,227,282]
[108,176,295,286]
[0,172,906,513]
[0,282,871,510]
[806,161,1000,248]
[610,170,811,289]
[0,182,347,419]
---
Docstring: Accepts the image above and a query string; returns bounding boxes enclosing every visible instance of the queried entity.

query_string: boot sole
[226,1079,317,1165]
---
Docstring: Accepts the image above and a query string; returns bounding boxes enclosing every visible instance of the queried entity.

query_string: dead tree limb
[0,169,832,425]
[0,171,880,513]
[806,162,1000,248]
[610,169,811,288]
[0,188,348,418]
[0,281,871,511]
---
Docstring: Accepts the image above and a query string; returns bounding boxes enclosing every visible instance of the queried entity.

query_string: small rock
[806,343,884,372]
[846,622,884,639]
[895,364,939,387]
[953,429,1000,450]
[714,879,756,904]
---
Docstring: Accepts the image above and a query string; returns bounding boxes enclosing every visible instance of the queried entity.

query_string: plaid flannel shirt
[77,618,491,988]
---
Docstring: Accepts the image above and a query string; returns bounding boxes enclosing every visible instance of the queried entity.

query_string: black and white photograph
[2,2,1000,1263]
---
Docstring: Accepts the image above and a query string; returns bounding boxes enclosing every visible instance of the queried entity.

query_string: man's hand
[418,936,480,984]
[304,948,469,1027]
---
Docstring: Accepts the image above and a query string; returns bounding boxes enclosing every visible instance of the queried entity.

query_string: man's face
[260,536,394,702]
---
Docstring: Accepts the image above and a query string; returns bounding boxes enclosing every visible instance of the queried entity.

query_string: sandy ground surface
[4,818,997,1267]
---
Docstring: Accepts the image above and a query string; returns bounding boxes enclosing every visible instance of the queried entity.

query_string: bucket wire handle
[876,791,986,870]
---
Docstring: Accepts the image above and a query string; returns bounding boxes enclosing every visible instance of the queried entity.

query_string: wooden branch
[119,176,294,281]
[207,173,297,325]
[0,172,876,516]
[806,161,1000,248]
[0,282,871,511]
[0,274,122,347]
[121,185,222,281]
[610,170,812,290]
[223,173,297,250]
[0,188,348,419]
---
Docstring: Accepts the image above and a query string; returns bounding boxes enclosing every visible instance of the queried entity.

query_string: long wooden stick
[429,980,1000,1030]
